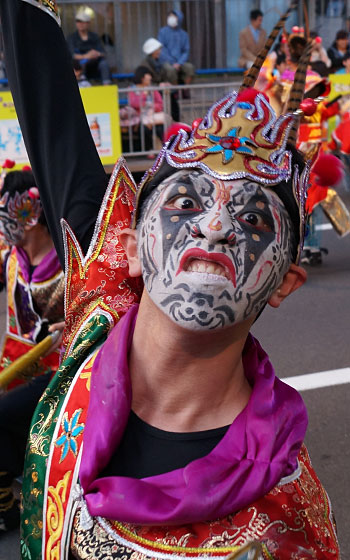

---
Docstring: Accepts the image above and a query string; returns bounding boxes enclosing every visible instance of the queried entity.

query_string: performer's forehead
[145,169,285,206]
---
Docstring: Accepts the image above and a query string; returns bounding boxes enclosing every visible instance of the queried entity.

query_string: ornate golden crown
[164,90,295,185]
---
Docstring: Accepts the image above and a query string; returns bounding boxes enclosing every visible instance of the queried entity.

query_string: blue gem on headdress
[205,127,256,164]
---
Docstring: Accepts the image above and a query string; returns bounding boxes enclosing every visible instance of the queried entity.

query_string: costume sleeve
[0,0,109,267]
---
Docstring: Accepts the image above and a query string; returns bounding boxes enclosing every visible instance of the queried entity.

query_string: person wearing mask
[238,9,267,69]
[157,10,195,86]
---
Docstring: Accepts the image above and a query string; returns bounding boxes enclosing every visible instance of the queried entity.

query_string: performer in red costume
[0,1,340,558]
[265,33,349,265]
[0,167,64,532]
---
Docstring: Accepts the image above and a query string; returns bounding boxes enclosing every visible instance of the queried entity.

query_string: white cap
[75,6,94,22]
[143,38,162,55]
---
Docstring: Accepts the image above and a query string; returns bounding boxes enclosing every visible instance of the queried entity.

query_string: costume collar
[80,304,307,525]
[16,246,61,283]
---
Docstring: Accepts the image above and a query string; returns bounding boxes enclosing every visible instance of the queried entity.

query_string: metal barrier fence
[119,80,241,157]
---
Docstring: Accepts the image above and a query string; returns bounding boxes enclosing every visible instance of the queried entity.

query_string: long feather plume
[286,40,313,145]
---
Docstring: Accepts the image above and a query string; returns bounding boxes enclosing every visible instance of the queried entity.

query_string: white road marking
[281,367,350,391]
[315,223,332,231]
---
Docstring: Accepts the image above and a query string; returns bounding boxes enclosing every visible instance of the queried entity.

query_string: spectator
[158,10,195,86]
[129,66,167,155]
[67,7,111,85]
[238,9,267,69]
[327,29,350,73]
[141,37,166,85]
[309,31,331,76]
[141,37,180,122]
[72,59,92,87]
[274,53,287,78]
[335,51,350,73]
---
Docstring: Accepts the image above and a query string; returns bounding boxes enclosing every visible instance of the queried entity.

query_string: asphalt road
[0,212,349,558]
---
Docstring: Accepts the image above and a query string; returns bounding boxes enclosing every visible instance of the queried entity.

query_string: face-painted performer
[137,172,293,330]
[0,0,340,557]
[0,176,41,245]
[0,169,64,533]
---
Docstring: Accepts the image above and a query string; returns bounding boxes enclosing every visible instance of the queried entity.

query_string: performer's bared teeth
[185,259,229,279]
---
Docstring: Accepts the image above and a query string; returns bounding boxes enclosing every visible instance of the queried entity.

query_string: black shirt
[67,30,105,57]
[100,411,229,479]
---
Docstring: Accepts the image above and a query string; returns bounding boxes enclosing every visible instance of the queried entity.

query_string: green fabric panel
[20,314,110,560]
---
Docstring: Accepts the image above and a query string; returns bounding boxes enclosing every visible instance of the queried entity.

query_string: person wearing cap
[140,37,166,85]
[157,9,195,86]
[140,37,180,123]
[0,1,340,558]
[67,7,111,85]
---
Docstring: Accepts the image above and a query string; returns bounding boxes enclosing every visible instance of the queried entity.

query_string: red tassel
[311,153,344,187]
[236,88,269,104]
[164,122,191,143]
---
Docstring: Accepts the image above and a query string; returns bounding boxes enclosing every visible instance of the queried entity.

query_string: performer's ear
[119,228,142,277]
[268,263,307,308]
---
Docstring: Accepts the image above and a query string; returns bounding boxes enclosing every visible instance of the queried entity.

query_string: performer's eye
[165,195,202,211]
[238,212,273,232]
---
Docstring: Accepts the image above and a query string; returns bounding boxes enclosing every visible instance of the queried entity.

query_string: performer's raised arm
[0,0,108,265]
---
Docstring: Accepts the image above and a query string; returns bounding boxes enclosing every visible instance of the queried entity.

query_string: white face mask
[167,14,178,28]
[137,170,293,331]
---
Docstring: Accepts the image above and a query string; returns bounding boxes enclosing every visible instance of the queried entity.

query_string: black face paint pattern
[137,170,293,331]
[0,210,25,245]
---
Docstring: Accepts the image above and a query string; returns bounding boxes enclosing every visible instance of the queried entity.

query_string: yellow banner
[80,85,121,165]
[0,85,121,168]
[328,73,350,138]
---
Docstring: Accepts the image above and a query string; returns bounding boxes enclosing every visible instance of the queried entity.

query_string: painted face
[0,190,41,245]
[137,170,293,331]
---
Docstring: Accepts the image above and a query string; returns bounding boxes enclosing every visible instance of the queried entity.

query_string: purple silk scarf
[16,246,61,283]
[80,304,308,525]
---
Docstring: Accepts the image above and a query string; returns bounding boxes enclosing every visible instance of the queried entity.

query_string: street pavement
[1,213,349,558]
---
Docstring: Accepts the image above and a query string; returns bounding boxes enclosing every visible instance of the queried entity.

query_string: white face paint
[137,170,293,331]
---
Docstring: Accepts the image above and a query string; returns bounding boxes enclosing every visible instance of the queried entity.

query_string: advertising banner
[0,85,121,169]
[328,73,350,137]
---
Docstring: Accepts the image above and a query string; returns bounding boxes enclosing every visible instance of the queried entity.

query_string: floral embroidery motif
[0,190,42,226]
[55,409,84,462]
[205,126,256,164]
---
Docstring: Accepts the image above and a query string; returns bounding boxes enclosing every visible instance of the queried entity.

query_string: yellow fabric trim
[112,521,241,554]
